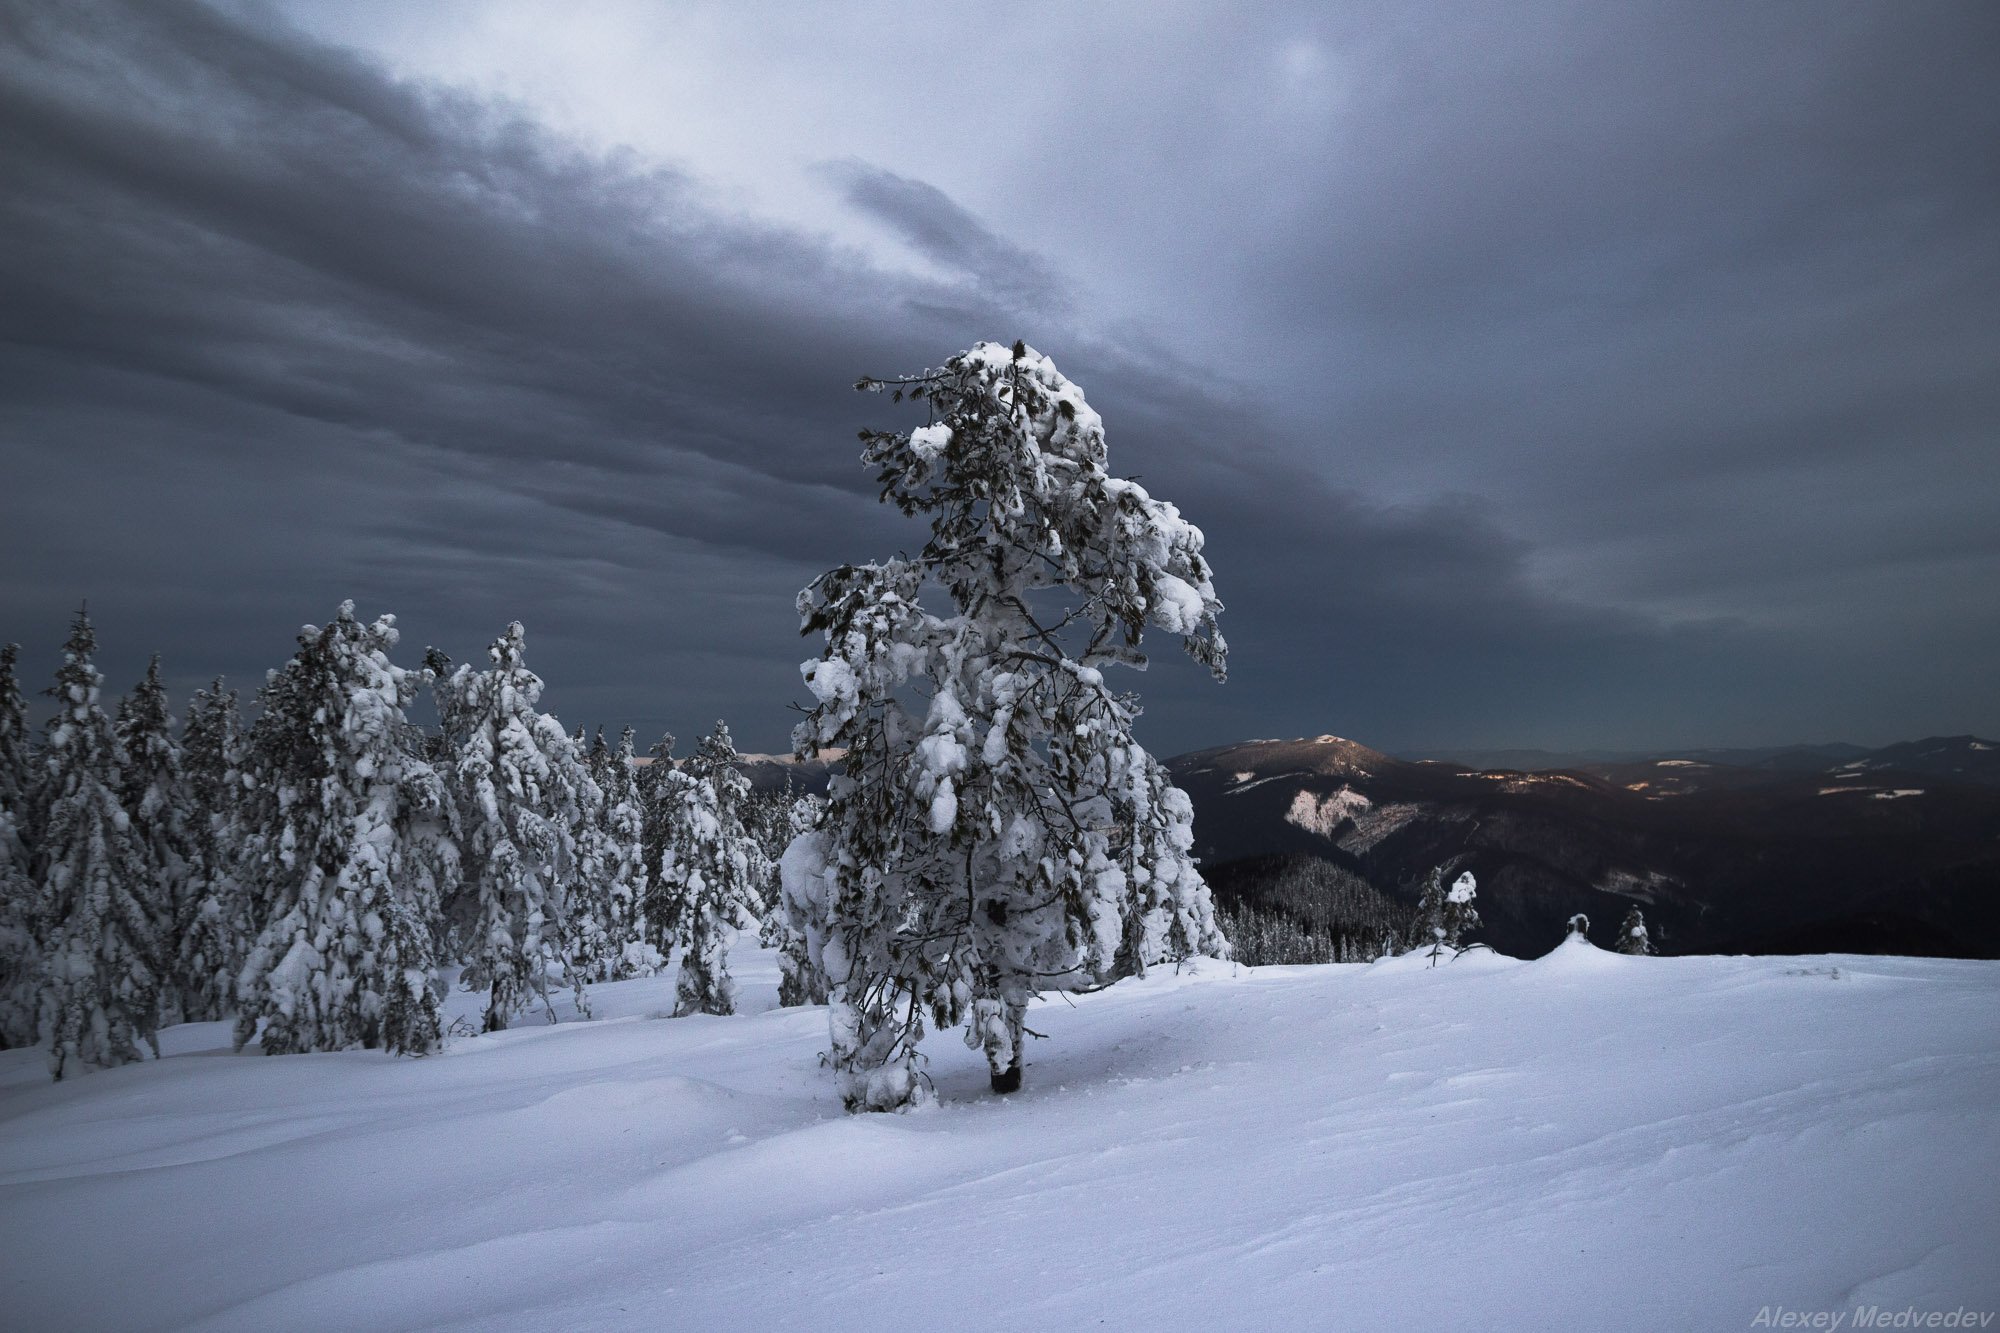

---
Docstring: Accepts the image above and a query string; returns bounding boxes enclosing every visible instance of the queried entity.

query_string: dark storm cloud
[821,161,1071,317]
[0,0,954,745]
[1,0,1993,756]
[1234,2,2000,619]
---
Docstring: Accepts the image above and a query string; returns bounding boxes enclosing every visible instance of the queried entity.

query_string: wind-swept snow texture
[1,943,1995,1330]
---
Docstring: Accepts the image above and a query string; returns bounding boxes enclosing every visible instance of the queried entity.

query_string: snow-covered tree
[233,603,457,1057]
[434,622,594,1031]
[743,778,793,917]
[657,721,765,1017]
[0,643,41,1048]
[560,725,657,988]
[576,727,657,981]
[114,656,195,1024]
[33,611,164,1077]
[1565,912,1591,943]
[175,679,245,1022]
[1415,866,1480,966]
[560,728,618,986]
[785,341,1229,1111]
[636,732,681,961]
[768,789,829,1007]
[1616,905,1655,956]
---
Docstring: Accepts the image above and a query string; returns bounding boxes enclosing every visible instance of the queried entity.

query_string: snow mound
[1522,931,1632,975]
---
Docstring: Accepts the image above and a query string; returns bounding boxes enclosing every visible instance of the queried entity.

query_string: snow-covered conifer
[658,721,765,1017]
[0,643,41,1048]
[233,603,457,1056]
[114,656,195,1024]
[561,726,654,988]
[637,732,681,960]
[1566,912,1591,943]
[560,728,619,986]
[579,727,657,980]
[770,789,829,1007]
[1447,872,1480,943]
[175,679,244,1022]
[1414,870,1443,958]
[434,622,594,1030]
[33,611,163,1077]
[787,341,1229,1110]
[1415,866,1480,966]
[1616,905,1655,956]
[743,779,792,919]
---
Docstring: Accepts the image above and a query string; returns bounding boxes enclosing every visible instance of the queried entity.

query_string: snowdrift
[1,944,1995,1330]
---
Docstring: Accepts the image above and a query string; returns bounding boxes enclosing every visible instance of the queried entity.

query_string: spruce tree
[1414,866,1480,966]
[33,610,164,1077]
[561,728,620,987]
[745,778,792,926]
[0,643,40,1047]
[769,789,829,1007]
[1616,905,1655,955]
[233,602,458,1056]
[1446,871,1480,948]
[434,622,593,1031]
[637,732,681,963]
[114,656,194,1024]
[176,679,245,1022]
[576,727,656,981]
[658,721,765,1017]
[787,341,1229,1110]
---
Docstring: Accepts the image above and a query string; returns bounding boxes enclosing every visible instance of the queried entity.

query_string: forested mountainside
[1170,735,2000,959]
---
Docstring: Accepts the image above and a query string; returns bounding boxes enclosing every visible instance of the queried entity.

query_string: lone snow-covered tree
[657,721,765,1017]
[1616,905,1655,955]
[434,623,594,1031]
[785,341,1229,1111]
[114,656,195,1024]
[32,611,164,1078]
[0,643,41,1048]
[1415,866,1480,966]
[233,603,458,1057]
[1565,912,1591,943]
[175,679,245,1022]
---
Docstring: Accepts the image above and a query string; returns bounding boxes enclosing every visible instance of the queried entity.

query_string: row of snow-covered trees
[0,610,819,1078]
[1214,853,1662,967]
[1,339,1330,1111]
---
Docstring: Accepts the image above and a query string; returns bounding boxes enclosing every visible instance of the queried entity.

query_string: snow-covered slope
[2,944,1995,1331]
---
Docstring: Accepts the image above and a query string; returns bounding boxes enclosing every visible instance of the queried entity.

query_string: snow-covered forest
[0,603,819,1078]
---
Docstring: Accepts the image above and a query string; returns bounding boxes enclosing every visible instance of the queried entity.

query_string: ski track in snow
[0,944,1995,1331]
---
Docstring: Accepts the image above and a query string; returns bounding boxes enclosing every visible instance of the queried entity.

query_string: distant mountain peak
[1182,734,1396,780]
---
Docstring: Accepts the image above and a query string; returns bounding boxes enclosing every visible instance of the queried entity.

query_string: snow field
[1,941,1995,1331]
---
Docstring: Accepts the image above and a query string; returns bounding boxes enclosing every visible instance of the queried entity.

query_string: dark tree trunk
[987,998,1026,1094]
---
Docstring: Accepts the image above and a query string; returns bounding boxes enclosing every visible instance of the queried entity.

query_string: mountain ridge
[1167,732,2000,960]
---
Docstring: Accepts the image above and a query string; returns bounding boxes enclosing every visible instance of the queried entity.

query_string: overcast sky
[3,0,1996,757]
